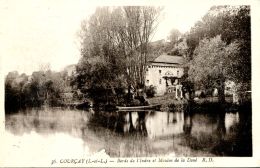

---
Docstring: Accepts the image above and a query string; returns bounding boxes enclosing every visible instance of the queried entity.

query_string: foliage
[186,5,250,85]
[188,36,239,82]
[181,5,251,104]
[188,35,239,102]
[5,70,69,113]
[168,38,188,56]
[148,30,187,57]
[145,85,156,98]
[76,6,162,104]
[167,28,181,45]
[147,39,168,60]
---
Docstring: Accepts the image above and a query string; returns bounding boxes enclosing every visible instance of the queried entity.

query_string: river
[4,106,251,164]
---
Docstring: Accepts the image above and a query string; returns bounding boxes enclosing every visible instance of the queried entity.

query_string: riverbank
[147,94,238,112]
[147,94,187,111]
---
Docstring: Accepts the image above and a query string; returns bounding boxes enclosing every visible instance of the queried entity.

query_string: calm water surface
[5,107,251,158]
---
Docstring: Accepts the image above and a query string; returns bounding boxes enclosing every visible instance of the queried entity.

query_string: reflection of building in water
[145,112,184,139]
[124,111,185,138]
[123,111,240,140]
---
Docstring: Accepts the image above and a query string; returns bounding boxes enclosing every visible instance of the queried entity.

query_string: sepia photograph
[0,0,259,167]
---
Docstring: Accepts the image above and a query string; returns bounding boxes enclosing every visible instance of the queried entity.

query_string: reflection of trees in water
[181,107,193,149]
[212,104,251,156]
[181,103,193,135]
[221,104,252,156]
[167,111,178,124]
[216,108,226,139]
[181,105,229,153]
[85,110,151,157]
[236,104,252,156]
[127,111,149,136]
[128,112,135,133]
[183,111,192,135]
[115,113,126,133]
[88,110,149,136]
[88,110,126,133]
[135,112,148,136]
[32,110,40,129]
[87,105,251,156]
[118,111,151,157]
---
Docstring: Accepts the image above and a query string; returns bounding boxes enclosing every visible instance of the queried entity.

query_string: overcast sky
[0,0,252,75]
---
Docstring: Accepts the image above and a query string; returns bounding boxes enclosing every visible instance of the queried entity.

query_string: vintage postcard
[0,0,259,167]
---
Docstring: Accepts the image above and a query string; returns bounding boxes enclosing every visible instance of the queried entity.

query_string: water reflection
[5,107,251,157]
[93,110,240,141]
[225,112,239,133]
[216,111,226,139]
[183,111,192,135]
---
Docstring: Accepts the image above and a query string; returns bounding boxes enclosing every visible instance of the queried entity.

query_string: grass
[148,94,240,113]
[147,94,187,111]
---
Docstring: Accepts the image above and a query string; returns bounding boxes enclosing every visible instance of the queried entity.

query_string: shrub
[145,85,156,98]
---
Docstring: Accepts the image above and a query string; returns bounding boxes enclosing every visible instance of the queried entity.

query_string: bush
[145,85,156,98]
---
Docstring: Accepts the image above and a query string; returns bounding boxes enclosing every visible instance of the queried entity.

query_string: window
[159,79,162,84]
[177,70,179,76]
[146,80,149,84]
[159,70,161,74]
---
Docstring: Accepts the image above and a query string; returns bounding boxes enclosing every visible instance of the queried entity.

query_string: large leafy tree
[188,36,239,103]
[76,6,161,99]
[186,6,250,85]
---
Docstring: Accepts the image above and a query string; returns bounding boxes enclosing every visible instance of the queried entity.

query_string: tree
[188,35,239,103]
[77,6,162,104]
[167,28,181,45]
[122,6,162,89]
[186,6,250,85]
[167,37,188,56]
[5,71,21,111]
[77,7,127,92]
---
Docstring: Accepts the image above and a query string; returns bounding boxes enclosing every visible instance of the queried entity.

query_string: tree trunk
[217,78,226,104]
[127,85,131,105]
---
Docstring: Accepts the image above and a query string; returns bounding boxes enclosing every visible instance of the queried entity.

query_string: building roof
[151,54,184,64]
